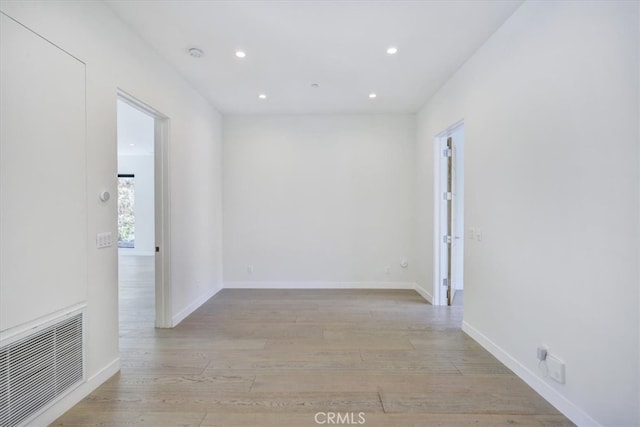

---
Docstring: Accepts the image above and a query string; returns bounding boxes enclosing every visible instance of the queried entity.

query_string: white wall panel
[415,1,639,425]
[0,13,87,332]
[0,1,224,423]
[223,115,416,287]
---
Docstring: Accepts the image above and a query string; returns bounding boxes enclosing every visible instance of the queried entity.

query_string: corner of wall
[172,285,223,326]
[461,321,602,427]
[413,283,433,304]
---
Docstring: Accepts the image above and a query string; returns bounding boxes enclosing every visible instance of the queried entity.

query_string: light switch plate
[96,232,112,249]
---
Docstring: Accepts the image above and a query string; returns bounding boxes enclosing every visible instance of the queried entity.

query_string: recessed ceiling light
[369,93,377,99]
[235,51,246,58]
[311,83,319,88]
[129,143,135,147]
[258,94,267,99]
[188,47,204,58]
[386,46,398,55]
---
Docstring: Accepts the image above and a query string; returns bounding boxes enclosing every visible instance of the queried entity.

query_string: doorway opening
[116,91,172,330]
[434,121,464,306]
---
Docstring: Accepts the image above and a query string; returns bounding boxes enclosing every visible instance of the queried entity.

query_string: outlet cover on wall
[547,355,565,384]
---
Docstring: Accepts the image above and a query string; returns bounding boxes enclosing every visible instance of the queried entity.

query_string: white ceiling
[106,0,524,115]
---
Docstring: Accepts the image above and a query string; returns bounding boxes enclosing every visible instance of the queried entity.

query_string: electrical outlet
[247,265,254,274]
[547,355,565,384]
[384,266,391,275]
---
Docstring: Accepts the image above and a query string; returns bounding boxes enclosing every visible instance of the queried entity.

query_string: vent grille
[0,313,84,427]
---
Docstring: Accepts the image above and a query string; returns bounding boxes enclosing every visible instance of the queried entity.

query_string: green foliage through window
[118,176,135,248]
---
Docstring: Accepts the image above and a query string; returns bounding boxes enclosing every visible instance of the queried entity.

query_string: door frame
[433,119,464,306]
[117,89,172,328]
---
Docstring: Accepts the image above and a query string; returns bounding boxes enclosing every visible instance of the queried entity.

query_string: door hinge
[442,278,448,287]
[443,191,452,200]
[443,235,451,244]
[443,148,452,158]
[155,246,160,253]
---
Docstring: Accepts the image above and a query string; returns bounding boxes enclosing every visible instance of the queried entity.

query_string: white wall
[416,1,639,425]
[117,155,155,255]
[0,0,224,423]
[223,115,416,289]
[1,13,87,333]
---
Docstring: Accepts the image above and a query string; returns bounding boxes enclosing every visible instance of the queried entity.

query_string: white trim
[154,114,172,328]
[412,284,433,304]
[0,303,86,345]
[224,282,431,303]
[224,281,414,289]
[433,119,465,306]
[116,89,172,329]
[433,134,444,306]
[172,285,223,326]
[462,321,601,427]
[27,357,120,427]
[224,281,418,290]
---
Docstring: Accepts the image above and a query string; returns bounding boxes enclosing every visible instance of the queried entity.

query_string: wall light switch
[96,232,112,249]
[468,228,476,240]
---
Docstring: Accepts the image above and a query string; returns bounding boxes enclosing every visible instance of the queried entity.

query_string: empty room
[0,1,638,426]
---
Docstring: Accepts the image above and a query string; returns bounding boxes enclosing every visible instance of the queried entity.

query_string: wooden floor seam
[52,255,574,426]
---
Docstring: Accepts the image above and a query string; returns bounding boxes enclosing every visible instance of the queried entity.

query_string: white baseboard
[412,284,433,304]
[224,281,417,290]
[223,281,431,303]
[28,357,120,426]
[172,285,222,326]
[462,321,601,427]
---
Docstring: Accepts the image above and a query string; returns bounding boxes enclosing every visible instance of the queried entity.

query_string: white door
[435,122,464,306]
[444,136,454,305]
[449,128,465,304]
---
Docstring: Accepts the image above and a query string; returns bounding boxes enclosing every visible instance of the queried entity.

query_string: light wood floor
[53,257,573,426]
[118,254,155,335]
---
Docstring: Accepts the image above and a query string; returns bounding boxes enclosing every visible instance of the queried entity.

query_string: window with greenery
[118,175,135,248]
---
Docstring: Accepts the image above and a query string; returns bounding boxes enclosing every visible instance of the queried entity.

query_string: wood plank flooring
[53,256,573,426]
